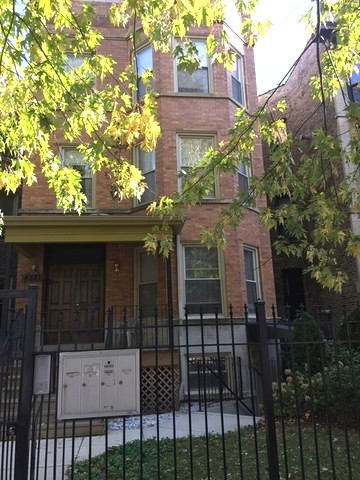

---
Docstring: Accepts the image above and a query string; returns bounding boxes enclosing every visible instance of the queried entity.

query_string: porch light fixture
[114,263,120,274]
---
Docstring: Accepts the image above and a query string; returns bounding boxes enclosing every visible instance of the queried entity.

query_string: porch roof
[4,215,184,243]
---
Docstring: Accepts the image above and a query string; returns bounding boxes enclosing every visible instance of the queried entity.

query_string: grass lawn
[67,425,360,479]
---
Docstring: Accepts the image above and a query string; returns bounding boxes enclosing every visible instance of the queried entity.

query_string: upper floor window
[176,40,210,94]
[135,147,156,205]
[136,45,153,100]
[237,162,250,196]
[231,53,245,106]
[64,54,88,72]
[60,147,93,207]
[244,247,260,315]
[178,135,216,198]
[184,246,222,314]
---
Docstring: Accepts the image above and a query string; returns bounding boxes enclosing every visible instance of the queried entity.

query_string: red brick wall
[15,3,276,321]
[259,40,358,318]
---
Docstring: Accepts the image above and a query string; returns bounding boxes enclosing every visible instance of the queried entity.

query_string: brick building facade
[3,1,276,383]
[259,38,360,321]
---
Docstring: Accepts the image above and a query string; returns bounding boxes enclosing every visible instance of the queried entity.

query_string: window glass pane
[232,76,243,104]
[137,149,155,204]
[231,55,244,105]
[180,136,215,198]
[177,40,209,93]
[136,46,152,75]
[61,148,92,205]
[64,54,87,72]
[81,178,93,205]
[185,247,221,313]
[137,46,153,99]
[246,282,258,314]
[178,69,209,93]
[244,248,259,314]
[194,41,207,67]
[180,137,213,167]
[185,247,219,274]
[62,148,84,164]
[231,56,240,79]
[185,280,221,303]
[238,172,249,195]
[244,249,255,281]
[138,150,155,173]
[140,171,155,204]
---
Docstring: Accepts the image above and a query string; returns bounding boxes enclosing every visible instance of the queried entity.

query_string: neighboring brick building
[3,1,275,397]
[259,38,360,321]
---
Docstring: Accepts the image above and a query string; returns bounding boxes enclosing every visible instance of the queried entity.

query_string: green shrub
[292,311,325,374]
[273,346,360,421]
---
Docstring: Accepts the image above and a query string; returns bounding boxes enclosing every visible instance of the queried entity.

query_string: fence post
[15,285,38,480]
[255,299,280,480]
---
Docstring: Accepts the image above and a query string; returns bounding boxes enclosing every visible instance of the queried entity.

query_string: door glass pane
[139,283,157,309]
[140,252,157,283]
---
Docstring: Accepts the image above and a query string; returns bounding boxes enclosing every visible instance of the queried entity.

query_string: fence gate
[0,286,38,480]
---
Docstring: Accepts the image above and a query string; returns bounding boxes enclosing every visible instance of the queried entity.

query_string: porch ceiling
[4,215,184,243]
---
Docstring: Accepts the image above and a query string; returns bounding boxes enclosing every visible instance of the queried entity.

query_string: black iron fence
[1,297,360,479]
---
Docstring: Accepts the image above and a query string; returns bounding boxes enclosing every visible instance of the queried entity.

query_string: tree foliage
[0,0,359,291]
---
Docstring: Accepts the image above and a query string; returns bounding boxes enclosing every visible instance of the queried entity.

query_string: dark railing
[3,298,360,479]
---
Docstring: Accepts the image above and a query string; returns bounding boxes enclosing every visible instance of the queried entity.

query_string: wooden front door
[45,264,104,344]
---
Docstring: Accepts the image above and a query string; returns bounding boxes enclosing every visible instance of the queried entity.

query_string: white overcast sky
[253,0,315,94]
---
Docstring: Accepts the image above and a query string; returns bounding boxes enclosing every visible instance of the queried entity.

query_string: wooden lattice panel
[141,366,180,414]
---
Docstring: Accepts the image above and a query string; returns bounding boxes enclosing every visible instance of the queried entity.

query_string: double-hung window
[237,163,250,196]
[179,135,215,198]
[136,45,153,100]
[176,40,210,94]
[244,247,260,315]
[60,147,93,207]
[184,246,222,314]
[231,53,246,106]
[135,148,156,205]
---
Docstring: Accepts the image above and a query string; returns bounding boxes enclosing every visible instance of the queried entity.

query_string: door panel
[45,264,104,344]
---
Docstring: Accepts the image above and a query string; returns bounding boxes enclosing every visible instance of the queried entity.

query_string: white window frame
[243,246,261,316]
[181,244,225,316]
[177,133,218,199]
[59,147,94,208]
[231,52,246,106]
[135,44,153,101]
[174,39,212,94]
[134,147,156,206]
